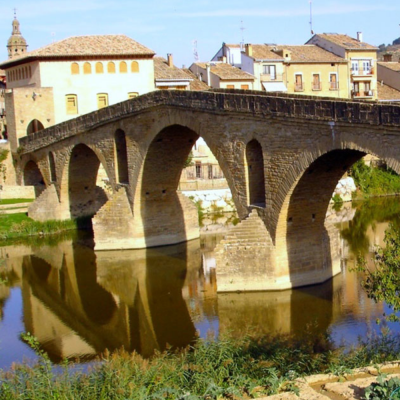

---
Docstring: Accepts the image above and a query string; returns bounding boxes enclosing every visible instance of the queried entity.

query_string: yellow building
[189,62,255,90]
[307,33,378,100]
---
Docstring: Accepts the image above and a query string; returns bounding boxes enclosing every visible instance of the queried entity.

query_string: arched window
[83,62,92,74]
[246,139,266,206]
[95,62,104,74]
[48,152,56,182]
[29,66,32,78]
[22,68,25,79]
[25,67,28,79]
[119,61,127,73]
[107,62,115,73]
[71,62,80,74]
[131,61,139,73]
[17,69,21,80]
[26,119,45,135]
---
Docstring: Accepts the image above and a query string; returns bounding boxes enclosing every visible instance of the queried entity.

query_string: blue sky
[1,0,400,68]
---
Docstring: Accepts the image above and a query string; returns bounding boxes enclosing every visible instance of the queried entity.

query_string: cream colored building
[307,33,378,100]
[0,34,155,152]
[154,55,193,90]
[189,62,255,90]
[211,43,243,68]
[377,60,400,97]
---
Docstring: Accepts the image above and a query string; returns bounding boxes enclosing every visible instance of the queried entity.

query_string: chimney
[167,53,173,67]
[206,63,211,85]
[357,32,363,42]
[383,53,393,62]
[245,43,253,57]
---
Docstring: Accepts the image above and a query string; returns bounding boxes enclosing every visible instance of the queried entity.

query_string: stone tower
[7,12,28,59]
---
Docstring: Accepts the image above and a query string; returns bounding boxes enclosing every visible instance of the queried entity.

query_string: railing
[330,82,339,90]
[294,83,304,92]
[352,90,374,98]
[312,83,321,91]
[261,73,284,82]
[351,67,374,76]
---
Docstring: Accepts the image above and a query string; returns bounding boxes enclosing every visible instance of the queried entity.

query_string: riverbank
[1,331,400,399]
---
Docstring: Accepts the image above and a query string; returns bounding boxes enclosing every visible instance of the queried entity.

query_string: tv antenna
[51,32,56,43]
[192,40,199,61]
[240,20,246,43]
[309,1,314,35]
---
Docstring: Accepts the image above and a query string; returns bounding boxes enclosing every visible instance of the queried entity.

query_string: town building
[306,33,378,100]
[189,62,255,89]
[7,13,28,60]
[0,31,155,152]
[377,56,400,99]
[154,55,193,90]
[211,43,243,68]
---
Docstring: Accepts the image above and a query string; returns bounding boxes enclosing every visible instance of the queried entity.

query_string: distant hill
[377,38,400,60]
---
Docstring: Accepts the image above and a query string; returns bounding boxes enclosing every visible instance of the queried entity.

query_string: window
[71,63,80,75]
[241,84,249,90]
[351,61,359,73]
[29,66,32,78]
[195,163,202,178]
[119,61,127,73]
[128,92,139,98]
[107,62,116,73]
[295,74,303,91]
[364,82,372,96]
[362,60,371,74]
[131,61,139,73]
[97,93,108,109]
[262,65,276,79]
[83,62,92,74]
[95,62,104,74]
[353,82,360,96]
[312,74,321,90]
[226,84,235,89]
[329,73,338,90]
[66,94,78,114]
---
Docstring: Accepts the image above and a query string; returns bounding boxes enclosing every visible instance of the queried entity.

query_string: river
[0,197,400,369]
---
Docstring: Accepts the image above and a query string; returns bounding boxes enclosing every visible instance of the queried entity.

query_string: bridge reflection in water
[0,199,397,365]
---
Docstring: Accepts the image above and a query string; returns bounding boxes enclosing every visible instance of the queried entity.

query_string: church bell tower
[7,10,28,59]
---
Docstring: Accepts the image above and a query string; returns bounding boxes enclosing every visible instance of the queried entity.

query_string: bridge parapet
[18,90,400,154]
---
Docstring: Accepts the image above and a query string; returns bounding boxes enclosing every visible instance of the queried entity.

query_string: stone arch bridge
[15,89,400,292]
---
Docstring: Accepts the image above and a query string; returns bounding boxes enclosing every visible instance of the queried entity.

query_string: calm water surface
[1,197,400,369]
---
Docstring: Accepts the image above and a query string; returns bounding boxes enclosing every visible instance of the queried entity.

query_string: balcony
[329,82,339,90]
[312,82,322,91]
[352,89,374,99]
[351,66,374,76]
[261,73,283,82]
[294,83,304,92]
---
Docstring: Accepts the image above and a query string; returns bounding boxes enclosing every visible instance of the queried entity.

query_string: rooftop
[377,82,400,100]
[192,62,255,80]
[378,61,400,72]
[246,45,284,61]
[0,34,155,68]
[273,45,347,63]
[154,57,192,81]
[311,33,377,50]
[182,68,210,91]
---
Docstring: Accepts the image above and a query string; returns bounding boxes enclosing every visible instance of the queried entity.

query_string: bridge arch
[23,160,45,196]
[63,143,109,218]
[245,139,265,207]
[48,151,57,182]
[114,129,129,184]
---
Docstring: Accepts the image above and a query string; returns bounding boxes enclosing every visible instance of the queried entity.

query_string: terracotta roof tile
[154,57,191,80]
[182,68,210,91]
[377,82,400,100]
[378,61,400,72]
[248,45,283,61]
[0,35,154,68]
[313,34,377,50]
[192,62,255,80]
[273,45,346,63]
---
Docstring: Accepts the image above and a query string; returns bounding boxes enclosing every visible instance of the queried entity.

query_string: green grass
[1,330,400,399]
[0,198,34,205]
[0,212,83,241]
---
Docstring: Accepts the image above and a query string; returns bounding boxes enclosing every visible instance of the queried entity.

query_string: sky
[1,0,400,68]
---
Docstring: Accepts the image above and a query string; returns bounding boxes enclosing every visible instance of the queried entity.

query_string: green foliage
[354,223,400,323]
[332,193,343,211]
[349,159,400,197]
[3,331,400,399]
[365,374,400,400]
[0,198,34,205]
[0,212,86,242]
[184,150,194,169]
